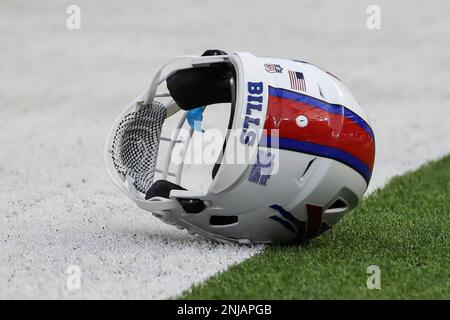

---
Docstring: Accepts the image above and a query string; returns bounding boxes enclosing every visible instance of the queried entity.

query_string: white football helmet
[105,50,375,244]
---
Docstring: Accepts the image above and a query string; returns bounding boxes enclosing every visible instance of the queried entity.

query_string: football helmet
[105,50,375,244]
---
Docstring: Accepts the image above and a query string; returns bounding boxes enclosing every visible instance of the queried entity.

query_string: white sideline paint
[0,0,449,299]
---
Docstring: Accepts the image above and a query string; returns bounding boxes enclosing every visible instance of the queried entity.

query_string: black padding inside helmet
[145,180,206,213]
[202,49,228,56]
[166,63,234,110]
[145,180,186,200]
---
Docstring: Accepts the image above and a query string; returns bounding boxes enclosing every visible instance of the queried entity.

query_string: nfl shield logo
[264,64,283,74]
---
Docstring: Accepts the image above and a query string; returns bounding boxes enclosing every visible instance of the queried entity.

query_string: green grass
[181,156,450,299]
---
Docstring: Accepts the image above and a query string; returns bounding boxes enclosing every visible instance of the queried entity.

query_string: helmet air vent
[325,198,348,213]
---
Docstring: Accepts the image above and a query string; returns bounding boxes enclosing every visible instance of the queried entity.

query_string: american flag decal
[288,70,306,92]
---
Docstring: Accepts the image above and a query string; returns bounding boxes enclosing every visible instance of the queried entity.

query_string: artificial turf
[181,155,450,299]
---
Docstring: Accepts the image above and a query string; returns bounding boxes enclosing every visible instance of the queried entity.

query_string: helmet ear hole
[209,215,238,226]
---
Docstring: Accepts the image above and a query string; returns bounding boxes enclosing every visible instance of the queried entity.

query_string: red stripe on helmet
[264,95,375,171]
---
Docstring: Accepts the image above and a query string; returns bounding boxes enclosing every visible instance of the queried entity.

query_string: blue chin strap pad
[187,106,206,132]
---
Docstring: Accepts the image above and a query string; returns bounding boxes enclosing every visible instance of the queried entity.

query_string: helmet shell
[194,53,375,243]
[106,51,376,244]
